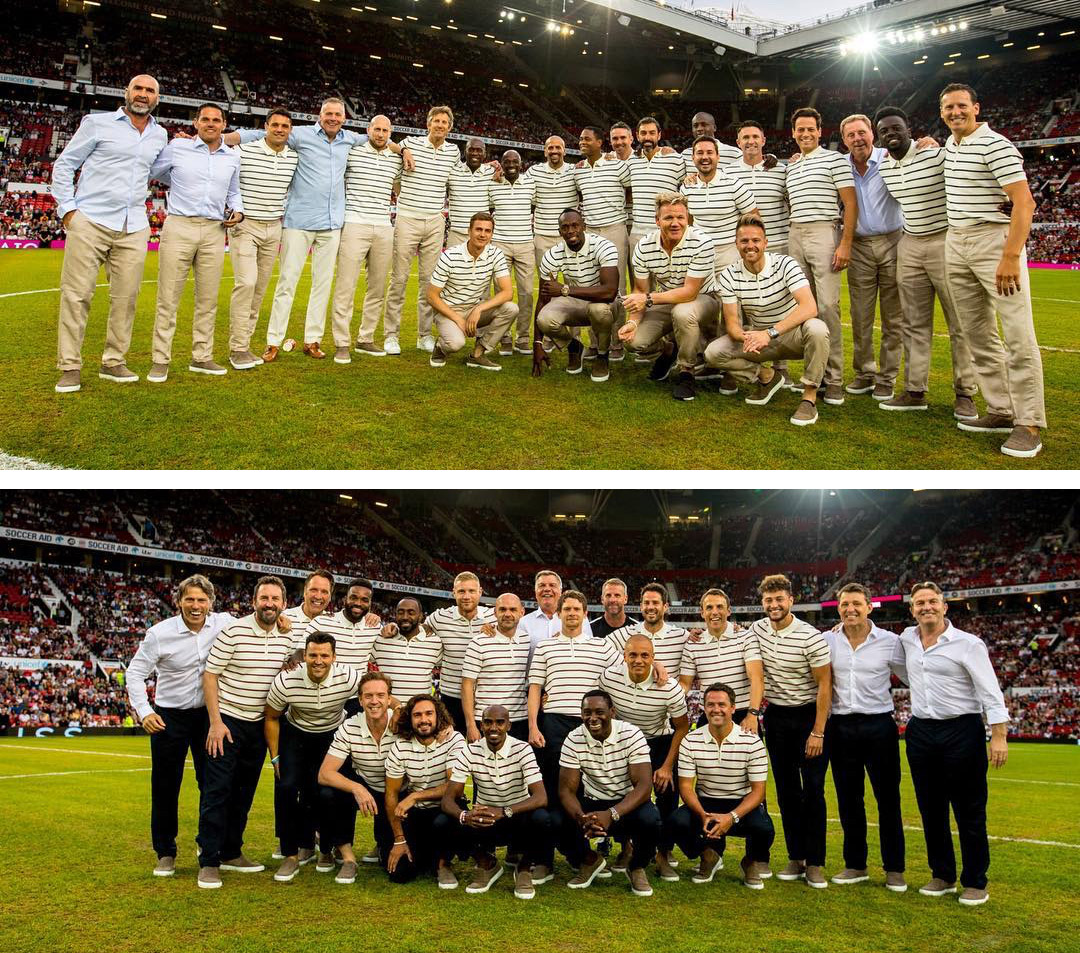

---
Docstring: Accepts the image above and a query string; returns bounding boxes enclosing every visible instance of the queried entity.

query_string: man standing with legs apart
[899,581,1009,906]
[940,82,1045,458]
[52,75,167,392]
[626,117,688,268]
[488,150,538,356]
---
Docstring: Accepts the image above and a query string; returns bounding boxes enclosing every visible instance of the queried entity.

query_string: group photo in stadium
[0,0,1076,469]
[0,488,1076,953]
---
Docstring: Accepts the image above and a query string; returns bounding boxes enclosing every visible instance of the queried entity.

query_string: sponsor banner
[5,183,53,194]
[1030,262,1080,270]
[0,238,41,249]
[0,73,61,90]
[1016,135,1080,148]
[941,579,1080,599]
[0,656,88,669]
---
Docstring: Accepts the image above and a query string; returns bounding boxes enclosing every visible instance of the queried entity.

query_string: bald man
[53,74,169,392]
[489,149,537,354]
[461,592,531,742]
[681,112,742,169]
[447,137,495,248]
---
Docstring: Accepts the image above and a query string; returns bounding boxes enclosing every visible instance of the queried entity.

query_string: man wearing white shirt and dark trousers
[823,583,907,891]
[126,574,230,877]
[900,581,1009,906]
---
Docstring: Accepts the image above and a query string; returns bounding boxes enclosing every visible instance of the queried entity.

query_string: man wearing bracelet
[558,690,661,897]
[383,695,466,887]
[443,704,551,899]
[666,682,775,888]
[264,632,360,882]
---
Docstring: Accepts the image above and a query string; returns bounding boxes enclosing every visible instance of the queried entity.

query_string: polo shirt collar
[334,610,367,630]
[556,631,586,642]
[705,621,737,641]
[705,723,743,747]
[545,161,567,173]
[584,722,617,748]
[247,614,276,638]
[566,233,594,259]
[659,225,697,256]
[741,251,774,277]
[954,122,991,146]
[620,662,655,690]
[302,664,335,689]
[886,141,918,167]
[359,715,388,740]
[256,138,291,157]
[483,737,512,759]
[736,157,764,170]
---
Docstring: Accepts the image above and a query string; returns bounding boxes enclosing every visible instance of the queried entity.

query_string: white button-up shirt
[825,623,906,715]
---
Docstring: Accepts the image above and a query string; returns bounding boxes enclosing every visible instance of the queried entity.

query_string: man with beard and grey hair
[52,74,169,393]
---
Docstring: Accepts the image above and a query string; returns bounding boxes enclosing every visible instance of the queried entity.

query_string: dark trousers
[149,705,209,858]
[539,712,581,865]
[465,808,553,866]
[386,808,466,883]
[319,763,393,860]
[563,798,661,871]
[666,798,774,863]
[277,719,336,857]
[197,713,266,868]
[440,693,468,736]
[828,711,905,872]
[763,701,829,866]
[648,734,679,852]
[905,714,990,889]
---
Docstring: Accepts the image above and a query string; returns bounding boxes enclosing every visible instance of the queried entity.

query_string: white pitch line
[0,767,151,780]
[990,776,1080,788]
[0,743,151,759]
[0,279,156,300]
[1033,296,1080,304]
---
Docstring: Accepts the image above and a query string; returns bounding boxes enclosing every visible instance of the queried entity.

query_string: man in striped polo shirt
[264,632,361,882]
[679,588,764,732]
[228,108,297,370]
[574,126,631,303]
[329,115,401,361]
[620,191,720,402]
[559,689,661,896]
[197,575,295,888]
[706,214,829,426]
[371,597,443,700]
[461,592,530,742]
[534,209,620,383]
[318,671,397,884]
[387,105,462,354]
[873,106,980,418]
[598,634,690,881]
[752,573,832,887]
[940,83,1045,458]
[304,578,382,689]
[728,122,790,254]
[606,583,690,679]
[423,571,495,735]
[681,136,758,275]
[383,695,467,887]
[488,150,538,356]
[445,704,551,900]
[682,111,743,169]
[426,211,518,370]
[785,106,857,406]
[447,138,494,248]
[667,682,775,889]
[627,118,688,261]
[282,569,334,643]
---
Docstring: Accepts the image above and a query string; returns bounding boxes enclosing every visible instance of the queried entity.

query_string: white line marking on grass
[0,451,69,470]
[0,279,156,300]
[1033,297,1080,304]
[989,776,1080,787]
[0,743,151,759]
[0,767,151,780]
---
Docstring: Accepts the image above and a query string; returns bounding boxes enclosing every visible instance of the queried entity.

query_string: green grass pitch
[0,249,1077,469]
[0,735,1076,953]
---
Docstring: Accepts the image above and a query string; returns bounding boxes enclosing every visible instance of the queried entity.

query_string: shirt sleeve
[617,160,631,187]
[449,746,471,784]
[384,742,405,780]
[667,685,689,720]
[732,175,757,213]
[238,128,267,145]
[677,737,698,779]
[326,723,352,762]
[985,139,1027,188]
[743,632,762,663]
[203,627,235,675]
[626,725,652,765]
[596,239,619,269]
[716,265,737,305]
[226,157,244,215]
[461,637,483,681]
[831,154,856,190]
[805,629,833,668]
[528,643,548,687]
[124,629,160,721]
[429,250,453,289]
[520,745,543,786]
[680,642,697,681]
[746,737,769,783]
[964,638,1010,723]
[558,732,581,770]
[631,239,650,281]
[148,138,175,186]
[51,114,99,218]
[782,257,810,294]
[265,673,289,713]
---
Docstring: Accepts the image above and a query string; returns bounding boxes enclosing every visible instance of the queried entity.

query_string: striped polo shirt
[573,156,631,228]
[751,614,831,707]
[943,123,1027,228]
[326,713,394,791]
[297,610,380,671]
[631,225,718,294]
[598,663,688,738]
[236,139,299,221]
[451,736,543,807]
[488,177,536,244]
[385,731,466,808]
[538,233,619,286]
[786,146,855,224]
[396,134,461,218]
[423,604,496,699]
[204,614,296,721]
[524,161,580,237]
[626,151,687,233]
[370,631,443,699]
[460,628,532,721]
[680,623,762,709]
[716,253,809,329]
[560,719,652,801]
[605,621,691,680]
[344,141,402,226]
[429,241,510,310]
[447,162,495,232]
[680,170,756,246]
[678,723,768,799]
[528,633,620,716]
[879,143,948,236]
[282,604,331,641]
[727,159,789,246]
[683,141,742,169]
[265,662,360,733]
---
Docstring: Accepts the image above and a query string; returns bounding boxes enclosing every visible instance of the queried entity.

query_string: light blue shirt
[239,123,367,231]
[149,136,243,220]
[848,146,904,237]
[51,108,168,233]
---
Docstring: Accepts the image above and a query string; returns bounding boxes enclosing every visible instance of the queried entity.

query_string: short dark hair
[582,688,614,709]
[736,213,767,235]
[939,83,978,105]
[305,631,337,652]
[580,125,605,141]
[195,102,225,121]
[737,119,765,135]
[691,135,719,153]
[836,582,872,601]
[395,694,452,741]
[558,207,584,222]
[469,210,495,228]
[609,121,632,135]
[304,569,335,590]
[699,587,731,609]
[640,582,669,604]
[910,580,944,598]
[873,105,909,127]
[758,574,792,596]
[266,107,292,124]
[253,574,287,601]
[558,589,587,611]
[359,670,392,694]
[702,682,737,706]
[637,115,661,130]
[791,106,821,129]
[348,577,374,592]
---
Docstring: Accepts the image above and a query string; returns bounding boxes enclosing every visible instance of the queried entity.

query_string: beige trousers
[625,296,720,369]
[896,230,978,397]
[266,227,341,346]
[536,297,615,352]
[386,212,445,338]
[704,318,831,388]
[151,215,225,365]
[586,222,630,294]
[494,239,535,347]
[788,220,843,386]
[945,223,1046,428]
[848,230,903,387]
[533,234,562,271]
[227,217,281,354]
[330,222,395,347]
[447,229,469,248]
[56,210,149,371]
[435,300,518,354]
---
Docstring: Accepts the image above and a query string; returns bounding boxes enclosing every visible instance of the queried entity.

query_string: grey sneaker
[872,382,894,400]
[567,340,584,374]
[628,867,653,897]
[885,871,908,892]
[609,344,625,362]
[465,861,504,894]
[437,864,459,890]
[197,866,222,889]
[1001,426,1043,459]
[274,857,300,882]
[591,354,610,382]
[845,375,875,394]
[147,362,169,383]
[498,335,513,356]
[229,350,261,370]
[531,863,554,885]
[429,345,447,368]
[823,383,846,405]
[880,391,928,411]
[220,854,264,873]
[956,413,1013,434]
[740,856,764,890]
[953,394,978,420]
[513,867,535,899]
[776,860,806,881]
[99,363,139,383]
[831,867,869,884]
[958,886,990,905]
[568,855,607,889]
[335,860,357,884]
[466,352,502,371]
[189,360,227,376]
[583,345,599,361]
[514,341,533,355]
[655,852,679,882]
[315,852,336,873]
[919,877,957,896]
[611,844,633,873]
[55,369,82,392]
[805,865,828,888]
[354,341,386,356]
[717,372,739,396]
[360,850,380,865]
[297,848,316,866]
[333,347,351,364]
[153,856,176,877]
[692,849,724,884]
[790,400,819,426]
[744,371,785,406]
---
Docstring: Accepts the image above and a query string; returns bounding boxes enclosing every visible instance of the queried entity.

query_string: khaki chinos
[227,217,281,354]
[56,210,150,371]
[494,240,535,349]
[704,318,830,387]
[944,223,1046,428]
[788,221,843,386]
[447,230,469,249]
[625,296,719,369]
[848,229,903,388]
[265,228,341,346]
[536,297,615,352]
[435,301,518,354]
[386,212,445,339]
[330,222,394,347]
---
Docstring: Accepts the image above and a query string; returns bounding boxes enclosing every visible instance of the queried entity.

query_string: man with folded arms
[461,593,530,742]
[667,682,775,889]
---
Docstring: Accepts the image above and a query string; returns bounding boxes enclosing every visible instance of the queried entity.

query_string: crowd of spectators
[0,663,129,730]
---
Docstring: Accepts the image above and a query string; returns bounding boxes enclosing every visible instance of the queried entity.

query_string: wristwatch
[767,327,779,339]
[503,806,514,819]
[747,707,763,717]
[560,284,570,296]
[609,806,620,822]
[730,810,741,825]
[644,293,654,309]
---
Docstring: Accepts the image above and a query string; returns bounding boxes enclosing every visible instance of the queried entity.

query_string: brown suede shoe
[262,345,280,363]
[957,413,1013,434]
[1000,426,1043,459]
[303,342,326,359]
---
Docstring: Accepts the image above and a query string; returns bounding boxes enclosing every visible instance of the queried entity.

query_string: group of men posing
[126,566,1010,905]
[54,74,1044,456]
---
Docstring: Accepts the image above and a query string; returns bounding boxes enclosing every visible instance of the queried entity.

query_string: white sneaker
[416,334,435,353]
[361,850,380,864]
[383,336,401,355]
